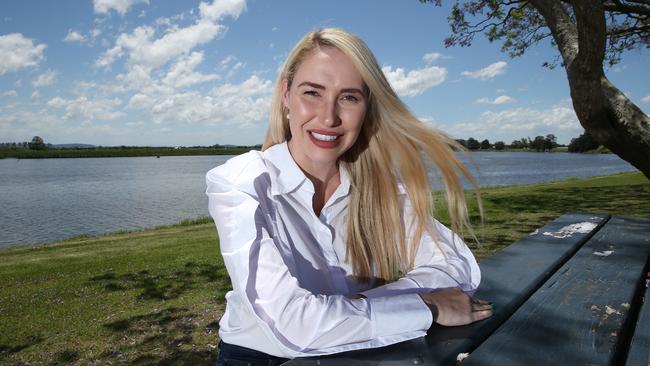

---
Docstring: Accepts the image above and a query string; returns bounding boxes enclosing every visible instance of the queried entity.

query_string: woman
[207,28,492,365]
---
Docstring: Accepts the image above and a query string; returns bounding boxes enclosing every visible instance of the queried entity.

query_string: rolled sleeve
[370,294,433,337]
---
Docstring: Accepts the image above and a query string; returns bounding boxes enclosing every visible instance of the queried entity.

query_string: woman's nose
[321,99,341,127]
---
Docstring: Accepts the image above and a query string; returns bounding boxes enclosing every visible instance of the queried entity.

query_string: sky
[0,0,648,147]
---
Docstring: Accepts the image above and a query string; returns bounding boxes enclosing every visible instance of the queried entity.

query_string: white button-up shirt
[206,142,480,358]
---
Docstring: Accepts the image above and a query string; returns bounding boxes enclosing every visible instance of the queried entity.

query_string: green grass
[0,221,228,365]
[1,171,648,365]
[438,171,650,258]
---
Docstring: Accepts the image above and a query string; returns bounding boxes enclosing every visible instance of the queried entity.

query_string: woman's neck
[287,143,341,216]
[303,168,340,217]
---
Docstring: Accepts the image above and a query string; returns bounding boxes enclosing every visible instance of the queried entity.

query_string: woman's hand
[419,288,492,326]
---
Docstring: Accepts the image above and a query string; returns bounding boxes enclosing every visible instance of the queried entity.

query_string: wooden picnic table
[284,213,650,366]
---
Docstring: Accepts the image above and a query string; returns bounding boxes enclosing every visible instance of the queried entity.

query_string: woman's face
[282,46,367,172]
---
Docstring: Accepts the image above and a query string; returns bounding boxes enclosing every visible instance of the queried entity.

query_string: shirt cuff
[369,293,433,337]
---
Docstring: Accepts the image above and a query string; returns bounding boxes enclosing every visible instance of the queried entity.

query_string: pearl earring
[286,113,290,120]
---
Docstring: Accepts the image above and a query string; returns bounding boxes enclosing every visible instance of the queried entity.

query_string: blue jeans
[216,341,290,366]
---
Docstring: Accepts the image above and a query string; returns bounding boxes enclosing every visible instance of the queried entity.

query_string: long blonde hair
[263,28,479,282]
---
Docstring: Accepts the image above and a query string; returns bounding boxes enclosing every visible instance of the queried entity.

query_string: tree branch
[571,1,607,78]
[611,24,650,35]
[529,0,579,65]
[625,0,650,5]
[604,1,650,16]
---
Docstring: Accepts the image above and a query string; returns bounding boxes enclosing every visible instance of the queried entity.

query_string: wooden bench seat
[284,213,650,366]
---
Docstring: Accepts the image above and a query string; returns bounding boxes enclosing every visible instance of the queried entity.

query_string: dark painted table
[283,213,650,366]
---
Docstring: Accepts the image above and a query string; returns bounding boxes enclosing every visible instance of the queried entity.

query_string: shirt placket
[319,203,350,295]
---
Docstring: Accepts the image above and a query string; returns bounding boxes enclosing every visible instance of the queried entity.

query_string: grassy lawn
[1,171,649,365]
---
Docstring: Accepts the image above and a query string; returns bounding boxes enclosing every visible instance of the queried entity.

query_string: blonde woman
[206,28,492,365]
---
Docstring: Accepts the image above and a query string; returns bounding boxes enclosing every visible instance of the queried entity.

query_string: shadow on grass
[89,261,231,301]
[87,262,230,365]
[101,307,219,365]
[0,335,44,362]
[486,186,650,217]
[50,349,80,365]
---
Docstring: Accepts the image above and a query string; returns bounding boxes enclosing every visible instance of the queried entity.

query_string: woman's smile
[308,129,343,148]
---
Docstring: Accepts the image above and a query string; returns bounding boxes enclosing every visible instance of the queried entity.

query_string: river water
[0,152,636,248]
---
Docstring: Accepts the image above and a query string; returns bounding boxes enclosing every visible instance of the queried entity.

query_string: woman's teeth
[311,132,339,141]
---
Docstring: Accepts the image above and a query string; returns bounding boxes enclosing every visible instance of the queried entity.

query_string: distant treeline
[455,134,560,152]
[1,131,604,159]
[455,133,604,153]
[0,144,258,159]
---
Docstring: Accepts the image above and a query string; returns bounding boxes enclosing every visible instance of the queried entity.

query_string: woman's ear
[281,78,290,110]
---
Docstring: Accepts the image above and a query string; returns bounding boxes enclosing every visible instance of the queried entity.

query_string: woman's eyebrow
[297,81,364,95]
[297,81,325,89]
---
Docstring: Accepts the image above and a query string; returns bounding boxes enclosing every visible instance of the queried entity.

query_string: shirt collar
[263,141,351,197]
[264,142,309,196]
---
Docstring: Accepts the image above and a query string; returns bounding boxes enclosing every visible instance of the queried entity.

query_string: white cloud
[0,104,66,142]
[382,65,447,97]
[64,30,86,43]
[127,74,272,126]
[475,95,516,105]
[47,96,67,108]
[199,0,246,21]
[2,90,18,97]
[162,51,219,88]
[32,69,58,87]
[97,19,219,70]
[47,96,124,121]
[422,52,443,65]
[642,95,650,103]
[31,90,40,99]
[437,103,580,143]
[0,33,46,75]
[220,55,236,69]
[462,61,507,80]
[94,0,149,15]
[97,0,246,70]
[226,62,244,78]
[82,0,259,138]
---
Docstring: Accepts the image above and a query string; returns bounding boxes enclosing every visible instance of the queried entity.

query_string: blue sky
[1,0,648,146]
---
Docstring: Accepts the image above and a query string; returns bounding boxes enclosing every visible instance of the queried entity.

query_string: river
[0,152,635,248]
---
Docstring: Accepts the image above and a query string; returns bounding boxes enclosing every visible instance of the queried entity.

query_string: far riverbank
[0,145,611,159]
[0,146,255,159]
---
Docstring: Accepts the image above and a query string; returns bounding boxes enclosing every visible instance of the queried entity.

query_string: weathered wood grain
[465,216,650,366]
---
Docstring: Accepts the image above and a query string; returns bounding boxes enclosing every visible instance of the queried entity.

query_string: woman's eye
[342,95,360,103]
[304,90,319,96]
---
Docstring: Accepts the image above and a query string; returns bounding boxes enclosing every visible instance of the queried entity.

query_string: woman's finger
[471,303,492,312]
[471,298,490,305]
[472,308,493,322]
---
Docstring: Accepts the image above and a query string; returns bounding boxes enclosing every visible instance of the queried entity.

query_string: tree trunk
[572,75,650,180]
[532,0,650,180]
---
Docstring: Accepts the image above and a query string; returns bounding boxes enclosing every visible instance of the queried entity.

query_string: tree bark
[532,0,650,180]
